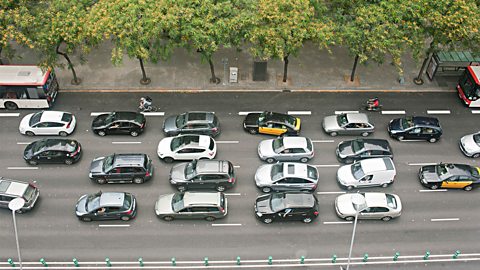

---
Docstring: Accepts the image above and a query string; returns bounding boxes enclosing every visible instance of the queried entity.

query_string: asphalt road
[0,91,479,268]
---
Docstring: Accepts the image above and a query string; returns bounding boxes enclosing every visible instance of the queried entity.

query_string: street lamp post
[8,198,25,270]
[346,193,367,270]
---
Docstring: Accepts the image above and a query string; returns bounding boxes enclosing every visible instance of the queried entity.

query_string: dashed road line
[419,189,447,192]
[323,221,352,225]
[7,167,38,170]
[16,142,31,145]
[238,111,262,115]
[427,110,451,114]
[233,165,241,168]
[381,110,406,115]
[141,112,165,116]
[212,223,242,227]
[224,193,242,196]
[111,141,142,144]
[287,111,311,115]
[317,191,345,195]
[472,110,480,114]
[314,164,340,168]
[312,140,335,143]
[216,141,239,144]
[98,224,130,228]
[90,112,110,116]
[0,113,20,117]
[431,218,460,222]
[335,111,359,114]
[408,162,437,166]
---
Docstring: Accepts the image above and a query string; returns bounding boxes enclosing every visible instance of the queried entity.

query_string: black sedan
[92,111,146,137]
[336,138,393,164]
[388,116,442,143]
[24,139,81,165]
[419,163,480,191]
[75,191,137,221]
[243,111,301,136]
[254,192,319,224]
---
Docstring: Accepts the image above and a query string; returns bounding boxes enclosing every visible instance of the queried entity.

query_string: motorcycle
[364,98,382,112]
[138,96,157,112]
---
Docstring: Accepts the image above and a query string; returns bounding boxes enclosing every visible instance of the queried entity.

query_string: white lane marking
[0,113,20,117]
[141,112,165,116]
[17,142,31,145]
[317,191,346,195]
[7,167,38,170]
[335,111,359,114]
[315,164,340,168]
[238,111,263,115]
[408,163,437,166]
[233,165,241,168]
[287,111,311,115]
[98,224,130,228]
[472,110,480,114]
[224,193,241,196]
[111,141,142,144]
[216,141,239,144]
[90,112,110,116]
[431,218,460,222]
[381,110,406,115]
[427,110,451,114]
[323,221,352,225]
[212,223,242,227]
[419,189,447,192]
[312,140,335,143]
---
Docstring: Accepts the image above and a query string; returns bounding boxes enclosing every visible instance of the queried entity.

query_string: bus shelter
[426,51,480,81]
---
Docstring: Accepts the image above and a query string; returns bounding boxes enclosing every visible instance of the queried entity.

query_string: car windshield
[102,155,115,172]
[29,112,42,126]
[176,114,187,128]
[271,164,284,182]
[185,161,197,179]
[436,164,448,176]
[272,138,284,153]
[171,193,185,212]
[307,166,317,180]
[269,193,286,212]
[474,133,480,145]
[352,140,364,153]
[104,113,116,125]
[401,117,414,129]
[337,114,348,126]
[23,185,36,201]
[351,162,365,180]
[86,193,101,212]
[385,194,397,209]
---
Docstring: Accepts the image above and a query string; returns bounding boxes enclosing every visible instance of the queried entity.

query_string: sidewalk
[11,41,458,91]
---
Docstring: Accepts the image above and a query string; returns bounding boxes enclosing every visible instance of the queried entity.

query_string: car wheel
[464,185,473,191]
[81,217,92,222]
[345,216,354,221]
[300,157,309,163]
[430,184,439,190]
[97,130,106,136]
[381,183,389,188]
[133,177,144,184]
[130,131,139,137]
[215,185,226,192]
[163,157,174,163]
[329,132,338,137]
[397,136,404,141]
[64,159,73,165]
[473,153,480,158]
[163,216,174,221]
[5,101,18,110]
[361,132,369,137]
[263,217,273,224]
[303,217,313,224]
[262,187,272,193]
[347,185,354,190]
[25,131,35,136]
[177,185,186,192]
[429,137,437,143]
[381,216,392,221]
[205,216,216,221]
[28,160,38,165]
[59,131,68,137]
[96,178,107,185]
[248,129,258,135]
[121,216,131,221]
[266,158,275,164]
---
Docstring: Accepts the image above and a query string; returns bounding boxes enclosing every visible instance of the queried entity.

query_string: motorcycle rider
[139,96,152,111]
[367,97,380,110]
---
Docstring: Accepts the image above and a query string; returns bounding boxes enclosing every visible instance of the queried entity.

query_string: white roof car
[337,157,396,189]
[19,111,76,136]
[322,113,374,137]
[459,132,480,158]
[255,162,319,193]
[258,136,314,163]
[335,192,402,221]
[157,134,217,163]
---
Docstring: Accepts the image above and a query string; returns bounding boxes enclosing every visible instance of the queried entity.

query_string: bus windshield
[459,70,480,100]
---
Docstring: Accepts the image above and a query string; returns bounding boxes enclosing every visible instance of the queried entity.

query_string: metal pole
[12,210,23,270]
[346,208,360,270]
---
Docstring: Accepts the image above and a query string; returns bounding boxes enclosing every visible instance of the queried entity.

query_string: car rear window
[61,113,72,123]
[306,139,313,151]
[209,138,215,150]
[220,193,226,209]
[307,166,318,180]
[23,185,37,201]
[385,194,397,209]
[123,194,132,209]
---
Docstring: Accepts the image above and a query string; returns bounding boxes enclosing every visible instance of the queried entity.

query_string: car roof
[99,192,125,207]
[183,192,221,206]
[32,139,77,152]
[40,111,70,122]
[263,111,295,122]
[357,139,391,151]
[282,136,309,148]
[360,157,395,173]
[411,116,440,127]
[0,179,29,196]
[185,111,215,123]
[110,111,143,121]
[178,134,211,148]
[443,164,479,178]
[283,193,316,208]
[346,113,370,123]
[113,154,146,167]
[282,163,310,178]
[364,193,389,207]
[196,160,230,174]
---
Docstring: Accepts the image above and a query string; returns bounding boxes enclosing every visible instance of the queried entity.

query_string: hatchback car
[155,191,227,221]
[157,134,217,163]
[169,159,235,192]
[163,111,220,137]
[336,138,393,164]
[75,191,137,222]
[0,177,40,213]
[254,192,319,224]
[418,163,480,191]
[91,111,146,137]
[335,192,402,221]
[388,116,442,143]
[337,157,396,190]
[19,111,76,136]
[255,162,318,193]
[23,139,81,165]
[459,132,480,158]
[322,113,374,137]
[89,153,153,184]
[258,136,314,163]
[243,111,301,136]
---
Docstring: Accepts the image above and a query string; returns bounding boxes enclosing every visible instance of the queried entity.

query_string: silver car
[255,162,319,193]
[163,111,220,137]
[258,136,314,163]
[335,192,402,221]
[322,113,374,137]
[459,132,480,158]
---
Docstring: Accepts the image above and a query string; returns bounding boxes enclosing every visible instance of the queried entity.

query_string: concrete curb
[60,89,457,93]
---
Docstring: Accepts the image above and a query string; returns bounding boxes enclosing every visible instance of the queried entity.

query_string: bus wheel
[5,102,18,110]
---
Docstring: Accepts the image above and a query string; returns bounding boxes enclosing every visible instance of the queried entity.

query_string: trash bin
[229,67,238,83]
[253,61,268,81]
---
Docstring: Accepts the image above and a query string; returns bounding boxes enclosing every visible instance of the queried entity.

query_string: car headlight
[256,212,262,217]
[88,173,93,178]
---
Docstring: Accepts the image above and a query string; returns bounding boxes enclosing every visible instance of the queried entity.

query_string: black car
[163,111,220,137]
[254,192,319,224]
[23,139,81,165]
[92,111,146,137]
[419,163,480,191]
[388,116,442,143]
[336,139,393,164]
[169,160,235,192]
[89,153,153,184]
[243,111,301,136]
[75,191,137,221]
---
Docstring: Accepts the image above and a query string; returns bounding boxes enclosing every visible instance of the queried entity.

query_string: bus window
[26,88,39,99]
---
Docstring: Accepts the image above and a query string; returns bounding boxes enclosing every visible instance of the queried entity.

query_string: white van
[336,157,396,190]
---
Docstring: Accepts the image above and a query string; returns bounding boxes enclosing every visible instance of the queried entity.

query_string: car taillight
[66,120,72,129]
[29,182,38,188]
[47,96,52,102]
[212,127,218,132]
[220,207,225,213]
[124,209,133,215]
[141,123,145,128]
[145,171,151,177]
[313,211,319,216]
[312,184,317,190]
[209,152,214,156]
[228,177,235,183]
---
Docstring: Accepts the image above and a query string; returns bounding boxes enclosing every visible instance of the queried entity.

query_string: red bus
[457,65,480,107]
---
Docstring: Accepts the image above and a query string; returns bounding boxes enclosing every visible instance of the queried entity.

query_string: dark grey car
[89,153,153,184]
[336,139,393,164]
[163,111,220,137]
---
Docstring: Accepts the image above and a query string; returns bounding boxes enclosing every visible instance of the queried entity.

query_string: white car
[459,132,480,158]
[19,111,76,136]
[335,192,402,221]
[157,134,216,163]
[336,157,396,190]
[258,136,314,163]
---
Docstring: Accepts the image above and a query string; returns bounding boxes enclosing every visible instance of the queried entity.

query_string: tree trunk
[283,54,289,83]
[350,55,359,82]
[0,47,3,65]
[56,42,80,85]
[413,42,434,85]
[138,57,151,85]
[207,55,220,84]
